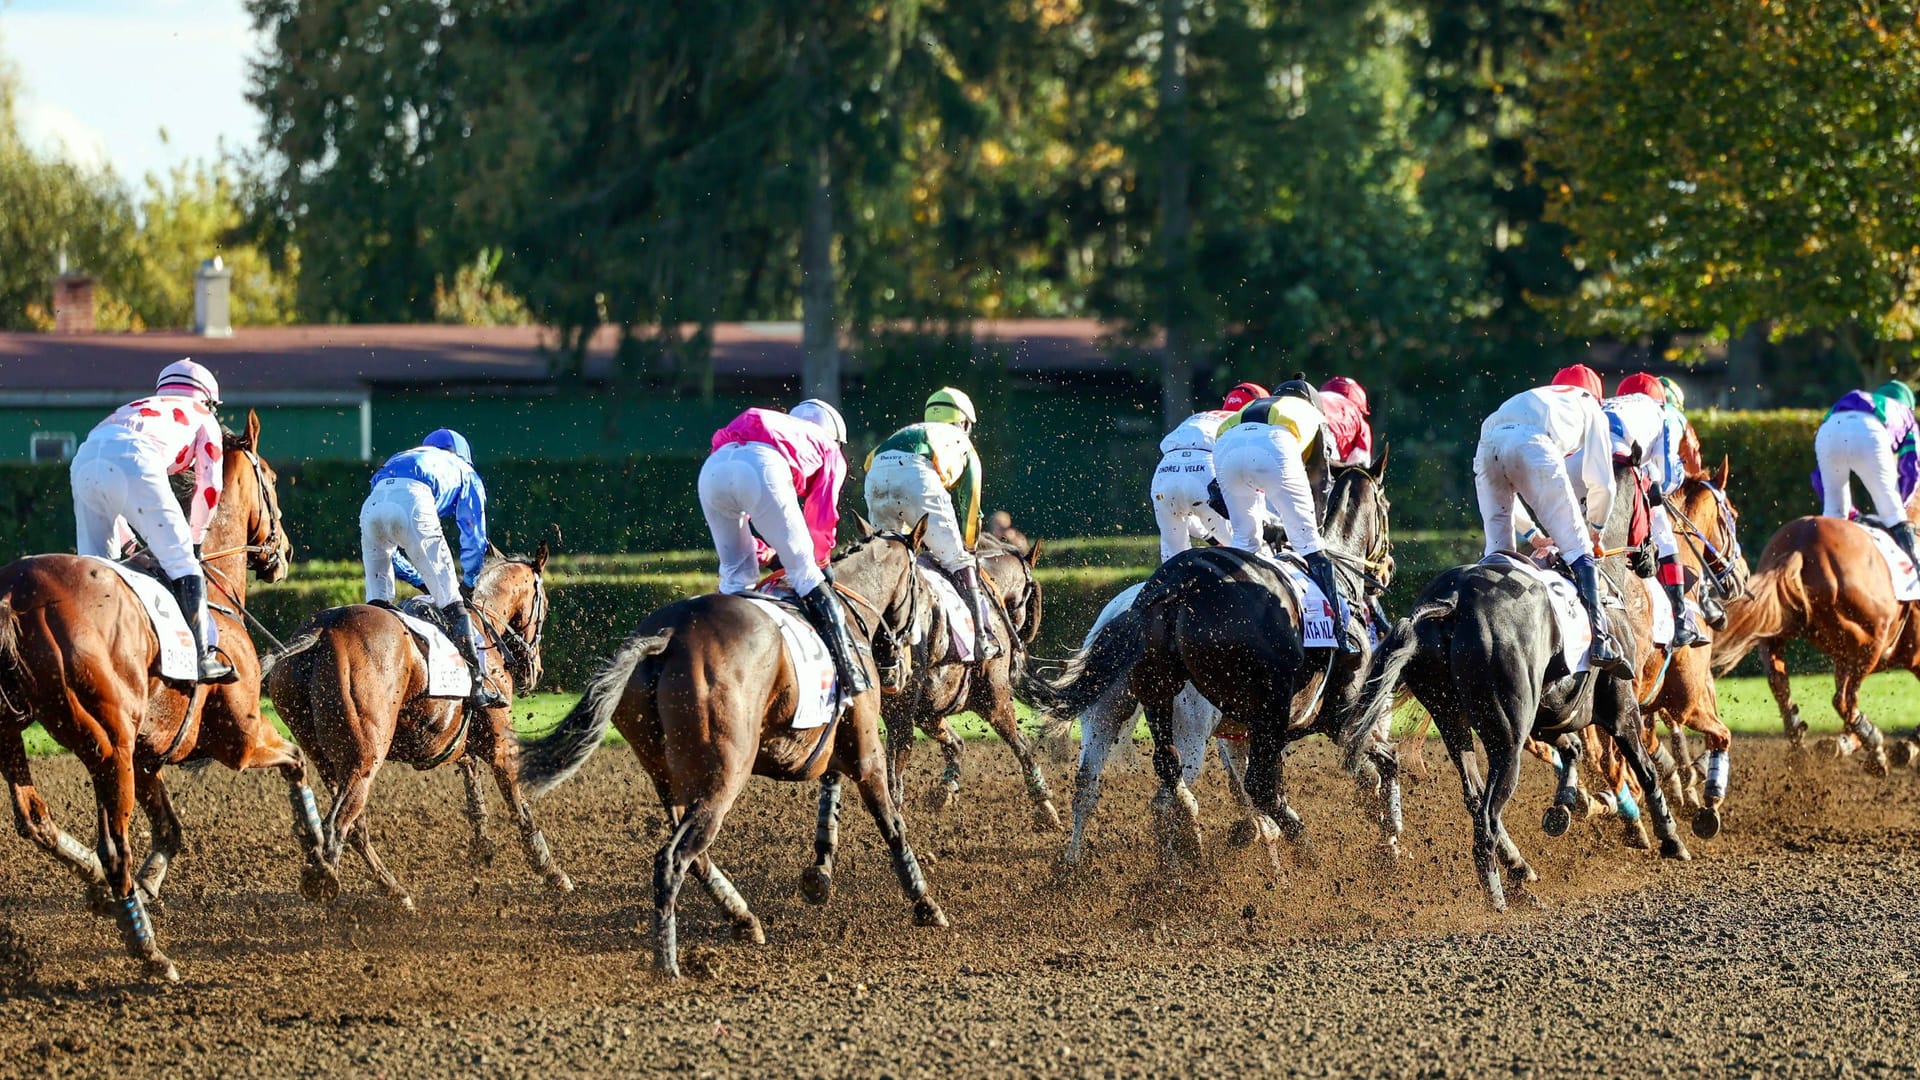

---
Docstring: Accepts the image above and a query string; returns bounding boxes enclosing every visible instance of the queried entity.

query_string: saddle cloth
[914,561,976,662]
[742,594,838,730]
[1640,576,1706,649]
[1480,553,1591,674]
[395,599,475,698]
[1856,521,1920,601]
[1255,553,1340,649]
[88,557,198,683]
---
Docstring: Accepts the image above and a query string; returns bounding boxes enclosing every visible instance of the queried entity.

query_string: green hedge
[1689,409,1822,556]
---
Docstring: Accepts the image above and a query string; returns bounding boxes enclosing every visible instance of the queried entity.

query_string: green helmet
[1878,380,1916,410]
[1657,376,1686,410]
[925,386,977,426]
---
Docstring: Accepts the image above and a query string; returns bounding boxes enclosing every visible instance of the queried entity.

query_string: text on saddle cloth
[87,557,201,683]
[392,602,477,698]
[1852,520,1920,601]
[913,560,976,662]
[1248,552,1341,649]
[1479,552,1592,675]
[741,594,840,730]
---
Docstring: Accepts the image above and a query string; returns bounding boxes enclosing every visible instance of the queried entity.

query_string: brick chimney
[52,274,95,334]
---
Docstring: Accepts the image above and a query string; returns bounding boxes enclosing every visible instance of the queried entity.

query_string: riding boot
[1572,556,1628,674]
[444,602,506,711]
[957,565,1003,662]
[797,579,875,703]
[1893,521,1920,569]
[1665,581,1705,649]
[1699,586,1728,631]
[1304,551,1360,655]
[170,574,236,684]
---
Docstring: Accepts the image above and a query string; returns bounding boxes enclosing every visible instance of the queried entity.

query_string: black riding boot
[1572,557,1628,674]
[1893,522,1920,568]
[1664,580,1705,649]
[443,602,505,711]
[1304,551,1360,655]
[957,565,1003,662]
[797,579,875,702]
[171,574,236,684]
[1699,586,1728,631]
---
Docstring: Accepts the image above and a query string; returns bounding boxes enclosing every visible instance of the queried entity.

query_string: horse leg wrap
[814,779,842,861]
[116,893,156,957]
[56,832,107,885]
[289,785,324,848]
[893,846,928,899]
[1703,749,1730,803]
[1613,784,1642,823]
[1851,713,1885,751]
[1024,764,1053,803]
[524,828,554,869]
[1650,744,1678,780]
[940,759,962,793]
[1383,774,1404,836]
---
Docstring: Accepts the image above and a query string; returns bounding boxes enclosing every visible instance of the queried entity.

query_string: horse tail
[1028,604,1148,726]
[0,592,24,723]
[1712,550,1804,676]
[258,630,322,682]
[1340,595,1455,778]
[518,628,673,799]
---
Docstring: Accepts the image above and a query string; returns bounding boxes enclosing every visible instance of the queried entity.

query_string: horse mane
[829,531,911,564]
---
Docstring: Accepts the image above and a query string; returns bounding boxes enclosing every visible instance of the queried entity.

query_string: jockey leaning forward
[1812,379,1920,566]
[1605,373,1704,649]
[1151,381,1268,563]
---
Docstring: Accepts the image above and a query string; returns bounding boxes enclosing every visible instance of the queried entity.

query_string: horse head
[1326,446,1393,590]
[221,409,292,585]
[1676,460,1750,604]
[475,541,551,693]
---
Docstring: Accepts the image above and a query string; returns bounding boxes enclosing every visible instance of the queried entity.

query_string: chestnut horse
[0,410,298,982]
[266,544,561,909]
[515,524,943,978]
[1713,501,1920,775]
[883,537,1058,830]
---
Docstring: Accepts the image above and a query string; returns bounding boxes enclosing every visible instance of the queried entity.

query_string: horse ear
[1716,455,1730,490]
[852,510,875,538]
[487,542,503,561]
[243,409,261,450]
[1024,537,1043,569]
[533,541,549,573]
[1368,443,1388,482]
[909,514,930,551]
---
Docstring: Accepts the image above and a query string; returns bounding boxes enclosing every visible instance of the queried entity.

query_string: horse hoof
[924,786,955,813]
[544,871,575,894]
[799,867,833,905]
[300,863,340,905]
[391,894,417,915]
[1815,736,1846,759]
[1571,790,1596,817]
[1867,750,1892,778]
[1032,800,1063,832]
[734,917,767,946]
[1623,822,1652,851]
[87,886,116,919]
[1541,805,1572,837]
[470,840,498,867]
[1692,806,1722,840]
[145,956,181,984]
[1660,838,1692,861]
[654,956,682,980]
[912,899,949,928]
[1225,819,1258,848]
[1890,741,1920,770]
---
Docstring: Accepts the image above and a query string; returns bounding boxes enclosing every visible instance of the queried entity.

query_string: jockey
[865,387,1001,662]
[1474,364,1625,673]
[362,428,503,710]
[69,359,235,683]
[703,399,871,701]
[1151,381,1268,562]
[1319,376,1374,468]
[1212,380,1359,654]
[1812,379,1920,564]
[1606,374,1704,648]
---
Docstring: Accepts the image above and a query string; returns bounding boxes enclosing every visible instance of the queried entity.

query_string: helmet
[790,398,847,443]
[1222,382,1269,413]
[1274,379,1318,405]
[1320,376,1370,416]
[1658,375,1686,410]
[1551,364,1604,398]
[1616,373,1666,403]
[1879,380,1916,411]
[925,387,977,426]
[156,359,220,405]
[423,428,473,463]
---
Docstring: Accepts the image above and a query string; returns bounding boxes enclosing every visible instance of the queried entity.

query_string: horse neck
[832,544,901,616]
[203,451,254,604]
[1322,474,1375,556]
[472,567,524,627]
[1600,463,1638,549]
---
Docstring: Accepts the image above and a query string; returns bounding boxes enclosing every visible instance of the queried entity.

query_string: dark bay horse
[515,524,944,978]
[1038,462,1397,872]
[1713,501,1920,775]
[0,410,297,981]
[266,544,560,909]
[884,537,1058,830]
[1341,462,1691,912]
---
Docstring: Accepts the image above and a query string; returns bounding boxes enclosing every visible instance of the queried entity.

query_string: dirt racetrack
[1,736,1917,1077]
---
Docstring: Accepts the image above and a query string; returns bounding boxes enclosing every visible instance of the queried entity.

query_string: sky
[2,0,260,182]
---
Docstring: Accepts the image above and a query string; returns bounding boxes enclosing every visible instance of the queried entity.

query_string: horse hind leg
[847,755,948,930]
[456,756,496,866]
[488,755,572,893]
[1,733,112,908]
[800,772,843,904]
[132,768,184,907]
[87,734,178,982]
[924,720,965,813]
[690,854,763,944]
[1065,688,1132,869]
[345,820,414,913]
[1602,706,1691,862]
[654,785,749,978]
[1215,736,1260,849]
[980,689,1061,832]
[1832,663,1891,777]
[1760,640,1807,750]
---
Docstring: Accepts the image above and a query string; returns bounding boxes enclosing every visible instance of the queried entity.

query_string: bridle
[1328,467,1394,594]
[830,532,923,690]
[471,562,548,693]
[199,448,287,578]
[1668,479,1748,602]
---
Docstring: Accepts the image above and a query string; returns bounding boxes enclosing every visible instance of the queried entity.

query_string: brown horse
[515,523,944,978]
[266,544,561,909]
[1713,499,1920,775]
[0,410,297,982]
[884,538,1059,830]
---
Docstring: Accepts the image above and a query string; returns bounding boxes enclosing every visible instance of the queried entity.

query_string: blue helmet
[423,428,472,463]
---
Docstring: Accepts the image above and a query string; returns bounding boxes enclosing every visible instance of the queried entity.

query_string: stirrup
[198,654,239,685]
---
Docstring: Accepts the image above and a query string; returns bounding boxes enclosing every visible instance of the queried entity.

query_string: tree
[1539,0,1920,382]
[119,160,299,329]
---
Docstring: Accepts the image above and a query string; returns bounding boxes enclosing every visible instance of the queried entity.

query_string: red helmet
[1551,364,1604,398]
[1321,376,1370,415]
[1616,372,1666,403]
[1222,382,1268,413]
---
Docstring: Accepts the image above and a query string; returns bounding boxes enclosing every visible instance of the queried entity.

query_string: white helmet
[156,359,220,406]
[791,398,847,443]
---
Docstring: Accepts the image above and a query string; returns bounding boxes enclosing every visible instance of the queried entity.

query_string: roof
[0,319,1154,400]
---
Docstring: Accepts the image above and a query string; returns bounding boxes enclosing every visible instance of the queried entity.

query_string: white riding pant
[361,477,463,608]
[70,429,198,581]
[700,442,825,597]
[1815,411,1904,525]
[865,449,974,574]
[1646,485,1679,561]
[1151,449,1229,562]
[1213,423,1321,557]
[1475,427,1592,558]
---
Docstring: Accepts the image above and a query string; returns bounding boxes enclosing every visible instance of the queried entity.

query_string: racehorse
[266,544,560,909]
[1341,461,1692,912]
[514,522,944,978]
[0,410,297,981]
[1713,499,1920,775]
[1037,460,1396,872]
[883,537,1059,830]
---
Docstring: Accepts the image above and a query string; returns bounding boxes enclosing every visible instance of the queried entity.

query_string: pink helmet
[1222,382,1268,413]
[1320,376,1369,416]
